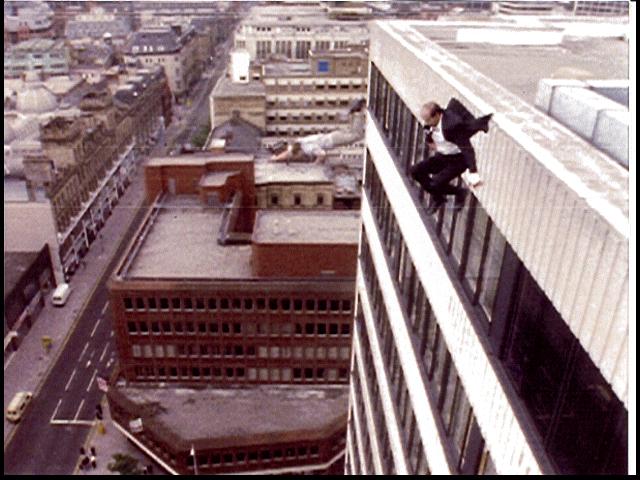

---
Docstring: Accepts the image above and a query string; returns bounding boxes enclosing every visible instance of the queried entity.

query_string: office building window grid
[359,221,491,474]
[364,62,627,475]
[117,291,353,385]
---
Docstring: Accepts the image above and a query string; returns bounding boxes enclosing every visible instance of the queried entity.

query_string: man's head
[421,102,444,127]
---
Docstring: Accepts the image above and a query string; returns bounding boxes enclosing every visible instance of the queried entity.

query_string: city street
[4,41,231,474]
[3,169,147,474]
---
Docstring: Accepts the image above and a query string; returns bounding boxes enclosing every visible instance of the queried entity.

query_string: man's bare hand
[462,171,483,188]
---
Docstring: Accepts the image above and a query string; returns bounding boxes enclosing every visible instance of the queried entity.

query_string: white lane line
[88,348,96,359]
[99,344,109,363]
[65,368,77,391]
[79,342,89,361]
[90,317,102,338]
[50,398,62,422]
[101,302,109,315]
[50,419,95,426]
[87,369,98,392]
[74,399,85,420]
[4,351,16,371]
[109,331,114,338]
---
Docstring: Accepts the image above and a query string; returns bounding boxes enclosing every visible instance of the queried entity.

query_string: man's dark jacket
[426,97,486,173]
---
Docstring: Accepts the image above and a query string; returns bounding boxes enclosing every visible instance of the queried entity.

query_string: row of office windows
[131,343,351,362]
[131,365,349,383]
[123,296,352,315]
[268,84,365,93]
[350,373,376,474]
[358,235,493,474]
[268,192,328,207]
[346,414,361,475]
[186,444,323,471]
[267,111,344,123]
[367,62,628,475]
[126,319,352,337]
[351,350,398,474]
[355,314,431,475]
[266,127,333,137]
[360,233,495,475]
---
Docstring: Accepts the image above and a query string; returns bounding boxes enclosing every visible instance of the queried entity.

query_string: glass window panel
[441,371,459,431]
[505,272,573,437]
[451,194,472,269]
[440,197,456,249]
[478,223,506,320]
[463,202,489,296]
[450,391,472,455]
[549,345,628,474]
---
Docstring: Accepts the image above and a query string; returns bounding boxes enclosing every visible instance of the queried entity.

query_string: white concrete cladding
[369,20,629,407]
[361,143,550,474]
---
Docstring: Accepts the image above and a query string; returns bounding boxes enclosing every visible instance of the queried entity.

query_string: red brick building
[107,153,359,473]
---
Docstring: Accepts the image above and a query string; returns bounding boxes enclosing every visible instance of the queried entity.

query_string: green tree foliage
[191,120,212,149]
[107,453,144,475]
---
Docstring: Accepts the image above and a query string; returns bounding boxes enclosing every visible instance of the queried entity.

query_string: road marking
[79,342,89,361]
[99,344,109,363]
[50,419,95,426]
[87,369,98,392]
[101,302,109,315]
[110,331,114,338]
[65,368,77,391]
[90,317,102,337]
[88,348,96,359]
[51,398,62,422]
[4,351,17,371]
[74,399,85,420]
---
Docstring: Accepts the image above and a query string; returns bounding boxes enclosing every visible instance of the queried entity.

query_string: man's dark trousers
[410,153,466,204]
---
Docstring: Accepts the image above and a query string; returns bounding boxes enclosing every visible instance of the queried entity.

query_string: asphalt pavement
[3,164,148,474]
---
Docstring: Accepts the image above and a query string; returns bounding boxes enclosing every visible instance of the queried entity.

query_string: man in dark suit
[410,98,492,213]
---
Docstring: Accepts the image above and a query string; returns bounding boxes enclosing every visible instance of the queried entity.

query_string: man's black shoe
[479,113,493,133]
[426,199,445,215]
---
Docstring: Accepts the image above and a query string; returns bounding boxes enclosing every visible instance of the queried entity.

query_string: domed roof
[16,84,58,114]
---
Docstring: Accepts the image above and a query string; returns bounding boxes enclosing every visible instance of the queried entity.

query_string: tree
[191,120,212,149]
[107,453,144,475]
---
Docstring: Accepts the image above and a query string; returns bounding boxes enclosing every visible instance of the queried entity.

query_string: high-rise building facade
[346,20,628,475]
[233,4,368,61]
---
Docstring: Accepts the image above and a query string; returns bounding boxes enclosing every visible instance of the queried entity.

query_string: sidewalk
[4,166,148,446]
[75,398,161,475]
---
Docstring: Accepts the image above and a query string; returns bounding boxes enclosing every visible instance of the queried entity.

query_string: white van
[6,391,33,423]
[52,283,72,307]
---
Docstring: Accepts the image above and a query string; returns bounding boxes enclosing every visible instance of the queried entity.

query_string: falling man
[410,98,492,213]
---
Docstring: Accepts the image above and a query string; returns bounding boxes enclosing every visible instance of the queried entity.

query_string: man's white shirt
[431,120,461,155]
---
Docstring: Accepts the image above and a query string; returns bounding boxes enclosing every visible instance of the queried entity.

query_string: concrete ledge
[534,78,588,112]
[549,86,625,139]
[592,109,629,167]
